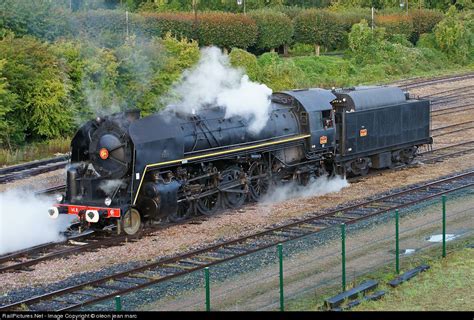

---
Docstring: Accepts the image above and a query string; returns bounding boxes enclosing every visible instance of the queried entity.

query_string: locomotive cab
[279,89,337,157]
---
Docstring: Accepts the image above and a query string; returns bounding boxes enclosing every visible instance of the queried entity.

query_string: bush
[388,33,414,47]
[197,12,257,50]
[334,9,371,32]
[291,55,355,87]
[153,34,200,111]
[417,33,438,49]
[249,10,294,51]
[293,9,346,53]
[348,20,386,64]
[270,5,303,20]
[229,48,259,80]
[434,6,471,63]
[0,36,74,146]
[0,0,72,41]
[256,52,307,91]
[288,43,317,56]
[73,9,145,47]
[375,14,414,40]
[52,39,121,121]
[140,12,195,39]
[0,59,18,148]
[410,9,444,42]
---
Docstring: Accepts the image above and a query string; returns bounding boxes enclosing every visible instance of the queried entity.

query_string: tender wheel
[248,161,270,201]
[169,201,193,222]
[221,166,247,209]
[400,147,417,164]
[121,208,142,235]
[196,192,221,216]
[350,158,370,176]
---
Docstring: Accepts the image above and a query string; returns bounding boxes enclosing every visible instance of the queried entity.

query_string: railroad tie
[161,263,196,271]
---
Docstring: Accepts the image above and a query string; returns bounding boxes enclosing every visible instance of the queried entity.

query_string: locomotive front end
[48,110,140,234]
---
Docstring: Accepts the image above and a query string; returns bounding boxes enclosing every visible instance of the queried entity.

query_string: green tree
[434,5,471,63]
[348,19,386,64]
[249,10,294,52]
[0,59,18,149]
[0,36,74,146]
[293,9,345,55]
[0,0,72,41]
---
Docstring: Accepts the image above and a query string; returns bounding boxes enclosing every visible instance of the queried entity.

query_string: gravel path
[0,76,473,300]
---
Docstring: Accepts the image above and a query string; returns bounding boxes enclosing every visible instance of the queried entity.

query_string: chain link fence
[83,185,474,311]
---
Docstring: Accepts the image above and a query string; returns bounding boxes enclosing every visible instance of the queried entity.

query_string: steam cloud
[261,175,349,205]
[165,47,273,133]
[98,179,126,195]
[0,190,73,255]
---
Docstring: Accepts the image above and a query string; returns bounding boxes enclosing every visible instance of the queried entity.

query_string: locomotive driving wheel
[221,165,247,209]
[121,208,142,235]
[169,201,193,222]
[197,192,221,216]
[248,161,270,202]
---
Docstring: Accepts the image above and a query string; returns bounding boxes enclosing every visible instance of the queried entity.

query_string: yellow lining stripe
[132,134,311,205]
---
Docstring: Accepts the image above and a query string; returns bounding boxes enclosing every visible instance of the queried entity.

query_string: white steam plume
[98,179,126,195]
[261,175,349,205]
[0,190,73,255]
[165,47,273,133]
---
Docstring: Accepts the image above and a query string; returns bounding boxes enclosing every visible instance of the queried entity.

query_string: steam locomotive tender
[49,86,432,235]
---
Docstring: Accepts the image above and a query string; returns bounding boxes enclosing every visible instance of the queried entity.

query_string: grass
[285,236,474,311]
[0,137,71,166]
[354,246,474,311]
[3,50,473,167]
[288,54,474,88]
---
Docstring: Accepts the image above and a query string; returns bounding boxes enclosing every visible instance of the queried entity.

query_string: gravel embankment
[0,77,473,299]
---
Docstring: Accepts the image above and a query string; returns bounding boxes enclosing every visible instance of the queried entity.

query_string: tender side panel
[340,100,430,158]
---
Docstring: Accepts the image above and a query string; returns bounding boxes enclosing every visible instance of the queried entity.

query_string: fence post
[278,243,284,312]
[395,209,400,274]
[341,223,346,292]
[442,195,446,258]
[115,295,122,312]
[205,267,210,311]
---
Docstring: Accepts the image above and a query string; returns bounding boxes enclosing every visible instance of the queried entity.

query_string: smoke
[0,189,73,255]
[98,179,126,195]
[261,175,349,205]
[165,47,273,133]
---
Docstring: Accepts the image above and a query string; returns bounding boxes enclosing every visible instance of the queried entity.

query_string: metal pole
[442,195,446,258]
[341,223,346,292]
[278,243,284,312]
[115,295,122,311]
[125,11,129,38]
[205,267,211,311]
[395,209,400,274]
[371,7,374,30]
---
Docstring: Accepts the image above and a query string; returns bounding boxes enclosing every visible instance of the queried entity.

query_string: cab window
[322,110,333,129]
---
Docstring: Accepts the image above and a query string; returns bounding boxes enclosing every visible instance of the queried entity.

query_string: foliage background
[0,0,472,152]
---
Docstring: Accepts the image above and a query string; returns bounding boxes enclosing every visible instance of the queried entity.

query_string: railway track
[396,72,474,89]
[431,120,474,138]
[419,140,474,163]
[431,103,474,118]
[0,72,471,294]
[0,73,471,186]
[1,135,473,275]
[1,169,473,311]
[0,156,69,184]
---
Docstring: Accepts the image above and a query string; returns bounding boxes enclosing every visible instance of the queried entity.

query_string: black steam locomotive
[49,86,432,235]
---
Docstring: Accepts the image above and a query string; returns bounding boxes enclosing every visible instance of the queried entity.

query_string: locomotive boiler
[49,86,432,235]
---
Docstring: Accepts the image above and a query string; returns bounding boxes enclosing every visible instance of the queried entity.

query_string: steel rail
[2,170,473,311]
